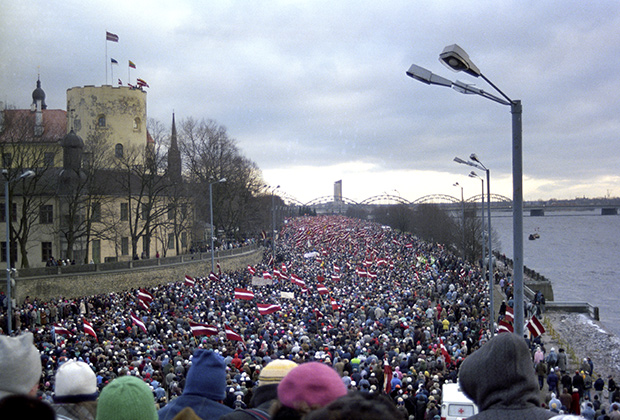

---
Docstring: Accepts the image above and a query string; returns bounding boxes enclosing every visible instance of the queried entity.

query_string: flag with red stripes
[526,315,546,338]
[138,288,153,304]
[331,273,341,282]
[137,298,150,311]
[440,337,452,365]
[356,267,367,277]
[317,283,329,295]
[184,275,195,286]
[248,265,256,275]
[225,325,243,341]
[263,271,273,280]
[83,318,98,341]
[291,274,305,287]
[234,287,255,300]
[331,299,341,310]
[130,313,147,334]
[54,323,73,337]
[189,320,218,337]
[257,303,281,315]
[209,272,219,281]
[498,320,514,334]
[314,309,324,319]
[505,306,514,323]
[405,242,413,249]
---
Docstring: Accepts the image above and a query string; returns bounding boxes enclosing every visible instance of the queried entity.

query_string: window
[0,203,17,223]
[1,241,16,263]
[121,237,129,256]
[97,114,106,127]
[91,202,101,222]
[133,117,141,131]
[168,233,175,250]
[91,240,100,264]
[167,204,175,220]
[41,242,52,262]
[120,203,128,221]
[39,205,53,224]
[181,204,188,219]
[2,153,12,167]
[181,232,187,248]
[115,143,124,158]
[44,152,55,167]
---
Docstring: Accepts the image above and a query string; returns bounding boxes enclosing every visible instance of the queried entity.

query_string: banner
[252,277,273,286]
[280,291,295,299]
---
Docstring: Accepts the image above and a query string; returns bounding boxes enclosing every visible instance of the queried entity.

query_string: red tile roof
[0,109,67,144]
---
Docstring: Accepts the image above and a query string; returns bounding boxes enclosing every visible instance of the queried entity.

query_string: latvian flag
[138,289,153,305]
[440,337,452,365]
[331,273,341,282]
[209,272,219,281]
[317,275,325,283]
[248,265,256,276]
[137,298,150,311]
[234,287,254,300]
[526,315,546,338]
[225,325,243,341]
[273,269,282,279]
[291,274,305,287]
[314,309,324,319]
[377,258,388,267]
[184,275,195,286]
[505,306,514,323]
[83,318,98,341]
[263,271,273,280]
[405,242,413,249]
[189,320,218,337]
[331,299,341,310]
[356,267,367,277]
[130,312,147,333]
[257,303,281,316]
[301,286,308,294]
[333,264,340,273]
[317,283,329,295]
[54,323,73,337]
[392,239,401,246]
[281,262,287,274]
[498,320,514,334]
[367,271,377,280]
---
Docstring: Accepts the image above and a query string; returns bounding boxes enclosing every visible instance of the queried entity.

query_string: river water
[491,210,620,337]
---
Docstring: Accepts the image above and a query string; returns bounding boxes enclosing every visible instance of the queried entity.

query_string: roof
[0,108,67,144]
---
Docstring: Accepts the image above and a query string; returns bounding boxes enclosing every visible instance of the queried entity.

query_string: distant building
[334,180,342,202]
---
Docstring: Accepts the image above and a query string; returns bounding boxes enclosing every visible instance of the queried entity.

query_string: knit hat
[0,332,42,398]
[95,376,157,420]
[53,360,98,403]
[259,360,298,386]
[183,349,227,400]
[278,362,347,409]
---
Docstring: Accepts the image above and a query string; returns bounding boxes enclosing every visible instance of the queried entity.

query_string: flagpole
[105,38,108,85]
[111,62,114,86]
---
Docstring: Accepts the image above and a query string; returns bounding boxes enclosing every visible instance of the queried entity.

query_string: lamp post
[209,177,226,273]
[453,182,465,261]
[271,185,280,264]
[407,44,524,335]
[4,169,35,335]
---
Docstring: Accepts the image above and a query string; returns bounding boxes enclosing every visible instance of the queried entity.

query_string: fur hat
[0,333,42,398]
[259,360,298,386]
[183,349,227,400]
[277,362,347,409]
[53,360,98,403]
[95,376,157,420]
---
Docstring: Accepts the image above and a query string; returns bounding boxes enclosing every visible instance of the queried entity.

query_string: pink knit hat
[277,362,347,409]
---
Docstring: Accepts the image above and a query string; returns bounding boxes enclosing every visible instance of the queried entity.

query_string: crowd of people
[0,215,615,419]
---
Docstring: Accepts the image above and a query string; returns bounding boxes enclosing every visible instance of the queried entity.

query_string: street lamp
[209,177,226,273]
[407,44,524,335]
[4,169,35,335]
[453,182,465,261]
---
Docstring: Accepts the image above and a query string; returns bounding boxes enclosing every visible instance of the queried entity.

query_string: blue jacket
[158,394,232,420]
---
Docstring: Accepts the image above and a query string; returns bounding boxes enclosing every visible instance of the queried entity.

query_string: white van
[441,383,479,420]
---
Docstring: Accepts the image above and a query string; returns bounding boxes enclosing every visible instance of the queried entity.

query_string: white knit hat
[54,360,98,402]
[0,332,42,398]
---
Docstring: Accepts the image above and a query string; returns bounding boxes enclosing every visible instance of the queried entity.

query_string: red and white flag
[225,325,243,341]
[356,267,367,277]
[505,306,514,323]
[317,283,329,295]
[301,286,308,294]
[440,337,452,365]
[138,289,153,304]
[83,318,97,341]
[333,264,340,273]
[498,320,514,334]
[106,31,119,42]
[137,298,150,311]
[257,303,281,316]
[526,315,546,338]
[184,275,195,286]
[331,274,341,282]
[317,275,325,283]
[314,309,324,319]
[130,312,147,333]
[188,320,218,337]
[54,323,73,337]
[367,271,377,280]
[331,299,341,310]
[263,271,273,280]
[405,242,413,249]
[247,265,256,275]
[209,272,219,281]
[234,287,255,300]
[291,274,305,287]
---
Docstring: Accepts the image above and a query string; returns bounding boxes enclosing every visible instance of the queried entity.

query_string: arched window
[97,114,106,127]
[115,143,124,158]
[133,117,141,131]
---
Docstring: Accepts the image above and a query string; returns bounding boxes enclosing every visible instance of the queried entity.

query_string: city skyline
[2,1,620,203]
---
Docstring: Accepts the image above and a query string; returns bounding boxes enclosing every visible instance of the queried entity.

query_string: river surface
[491,210,620,337]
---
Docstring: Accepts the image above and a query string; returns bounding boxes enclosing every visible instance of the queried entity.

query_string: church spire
[168,112,182,183]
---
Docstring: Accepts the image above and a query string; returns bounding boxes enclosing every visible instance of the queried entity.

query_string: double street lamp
[4,169,35,335]
[407,44,524,335]
[209,178,226,273]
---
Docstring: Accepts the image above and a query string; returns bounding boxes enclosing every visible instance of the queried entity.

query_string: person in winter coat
[458,333,555,420]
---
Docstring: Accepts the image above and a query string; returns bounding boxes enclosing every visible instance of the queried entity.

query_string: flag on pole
[331,274,341,282]
[106,31,119,42]
[331,299,341,310]
[136,78,149,88]
[247,265,256,275]
[137,288,153,304]
[440,337,452,365]
[209,272,219,281]
[118,79,122,85]
[188,320,218,337]
[317,283,329,295]
[257,303,281,316]
[526,315,546,338]
[262,271,272,280]
[291,274,305,287]
[234,287,254,300]
[128,60,136,69]
[130,312,147,333]
[498,320,514,334]
[54,323,73,337]
[83,318,98,341]
[314,309,324,319]
[111,58,118,65]
[184,275,195,286]
[225,325,242,341]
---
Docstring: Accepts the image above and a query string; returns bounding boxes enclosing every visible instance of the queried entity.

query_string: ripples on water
[492,211,620,337]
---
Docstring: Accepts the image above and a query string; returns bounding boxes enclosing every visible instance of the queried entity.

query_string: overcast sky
[2,1,619,204]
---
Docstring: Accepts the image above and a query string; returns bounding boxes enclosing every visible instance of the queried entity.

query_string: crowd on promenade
[0,215,616,419]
